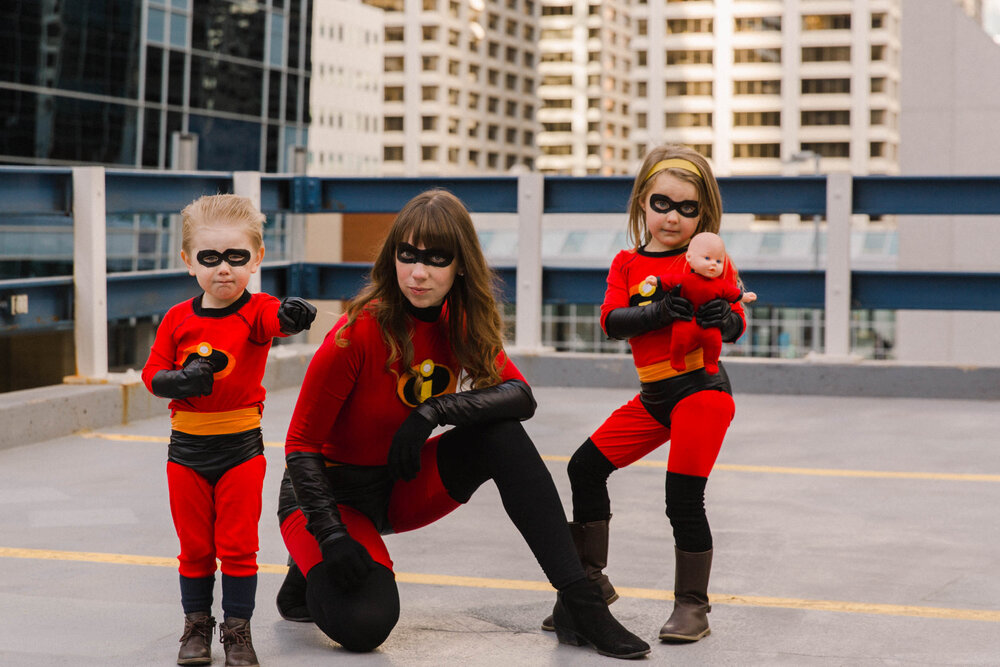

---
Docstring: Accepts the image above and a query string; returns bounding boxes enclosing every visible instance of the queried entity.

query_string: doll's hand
[741,291,757,304]
[387,408,437,481]
[277,297,318,335]
[320,534,376,590]
[695,298,732,329]
[150,357,215,399]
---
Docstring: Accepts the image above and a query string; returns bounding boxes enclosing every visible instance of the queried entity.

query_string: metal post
[824,173,853,358]
[71,166,108,380]
[233,172,263,294]
[515,173,544,352]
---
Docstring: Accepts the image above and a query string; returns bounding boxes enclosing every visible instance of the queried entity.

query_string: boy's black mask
[196,249,252,267]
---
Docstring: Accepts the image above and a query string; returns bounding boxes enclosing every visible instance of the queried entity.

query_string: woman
[275,190,649,659]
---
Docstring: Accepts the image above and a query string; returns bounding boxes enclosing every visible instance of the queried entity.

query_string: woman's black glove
[285,452,346,546]
[278,297,318,335]
[387,405,437,482]
[604,283,694,340]
[150,357,215,399]
[320,534,376,590]
[696,298,744,342]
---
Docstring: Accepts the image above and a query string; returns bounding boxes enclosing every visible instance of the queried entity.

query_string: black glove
[696,298,744,342]
[387,405,437,481]
[419,378,536,426]
[286,452,345,546]
[603,283,694,340]
[150,357,215,399]
[319,534,376,590]
[277,297,317,335]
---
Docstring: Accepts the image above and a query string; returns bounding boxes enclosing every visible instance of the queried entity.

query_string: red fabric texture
[662,272,743,373]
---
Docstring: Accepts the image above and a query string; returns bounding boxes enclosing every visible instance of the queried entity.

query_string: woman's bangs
[406,206,460,253]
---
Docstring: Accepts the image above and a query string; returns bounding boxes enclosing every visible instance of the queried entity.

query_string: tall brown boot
[220,617,259,666]
[659,547,713,642]
[177,612,215,665]
[541,518,618,631]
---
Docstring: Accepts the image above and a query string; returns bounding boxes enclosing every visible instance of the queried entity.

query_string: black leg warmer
[567,439,617,524]
[664,471,712,553]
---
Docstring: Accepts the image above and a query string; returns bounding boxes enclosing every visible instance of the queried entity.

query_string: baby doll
[644,232,755,374]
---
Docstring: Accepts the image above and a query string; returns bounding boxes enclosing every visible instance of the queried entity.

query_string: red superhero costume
[660,271,743,374]
[142,290,285,580]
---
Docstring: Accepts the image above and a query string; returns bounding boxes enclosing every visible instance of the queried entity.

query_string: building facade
[0,0,312,172]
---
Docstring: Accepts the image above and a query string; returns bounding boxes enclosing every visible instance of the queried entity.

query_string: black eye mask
[396,242,455,268]
[649,193,700,218]
[196,248,252,267]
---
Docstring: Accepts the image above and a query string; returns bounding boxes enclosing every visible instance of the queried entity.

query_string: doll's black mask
[649,193,700,218]
[396,242,455,268]
[196,249,252,267]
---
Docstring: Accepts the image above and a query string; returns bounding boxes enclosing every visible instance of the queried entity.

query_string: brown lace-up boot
[541,518,618,631]
[177,612,215,665]
[659,547,713,642]
[220,617,259,666]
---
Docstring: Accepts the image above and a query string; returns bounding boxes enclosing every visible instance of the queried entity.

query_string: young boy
[142,194,316,667]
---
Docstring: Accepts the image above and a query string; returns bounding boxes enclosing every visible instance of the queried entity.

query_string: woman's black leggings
[304,419,584,651]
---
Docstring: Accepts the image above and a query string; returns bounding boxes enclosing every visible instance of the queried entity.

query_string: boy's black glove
[696,298,744,342]
[386,405,437,482]
[604,282,693,340]
[150,357,215,399]
[278,297,317,334]
[319,534,376,590]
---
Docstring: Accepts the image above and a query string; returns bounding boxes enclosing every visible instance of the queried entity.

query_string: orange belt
[171,408,261,436]
[636,349,705,383]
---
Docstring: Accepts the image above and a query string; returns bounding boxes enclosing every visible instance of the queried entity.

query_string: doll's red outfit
[661,271,743,374]
[142,291,285,580]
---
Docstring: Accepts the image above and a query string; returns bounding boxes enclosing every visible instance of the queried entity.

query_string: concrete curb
[2,345,997,451]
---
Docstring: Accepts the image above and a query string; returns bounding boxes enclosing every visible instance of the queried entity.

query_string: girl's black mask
[649,193,700,219]
[396,242,455,268]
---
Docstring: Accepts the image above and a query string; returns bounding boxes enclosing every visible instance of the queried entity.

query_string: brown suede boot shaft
[177,612,215,665]
[659,547,713,642]
[220,617,259,667]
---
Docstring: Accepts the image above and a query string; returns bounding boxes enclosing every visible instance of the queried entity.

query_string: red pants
[167,455,266,578]
[590,390,734,476]
[280,436,461,577]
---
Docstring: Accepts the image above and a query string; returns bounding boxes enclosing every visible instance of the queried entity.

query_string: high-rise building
[537,0,634,175]
[309,0,384,175]
[0,0,312,172]
[367,0,540,175]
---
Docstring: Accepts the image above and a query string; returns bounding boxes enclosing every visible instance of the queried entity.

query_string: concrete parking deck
[1,385,998,666]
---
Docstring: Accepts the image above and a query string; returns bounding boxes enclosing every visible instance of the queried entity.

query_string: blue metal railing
[2,168,1000,338]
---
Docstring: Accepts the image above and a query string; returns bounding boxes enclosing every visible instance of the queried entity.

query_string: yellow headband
[644,158,702,182]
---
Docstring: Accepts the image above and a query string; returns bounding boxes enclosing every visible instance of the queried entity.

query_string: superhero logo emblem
[629,279,662,308]
[396,358,456,407]
[181,341,235,379]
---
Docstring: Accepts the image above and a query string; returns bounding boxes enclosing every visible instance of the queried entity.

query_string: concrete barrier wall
[2,344,997,451]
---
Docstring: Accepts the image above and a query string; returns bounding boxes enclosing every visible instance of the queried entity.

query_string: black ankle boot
[276,561,312,622]
[177,612,215,665]
[551,578,650,659]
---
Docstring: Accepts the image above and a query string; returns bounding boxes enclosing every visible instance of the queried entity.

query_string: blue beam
[105,170,234,215]
[853,271,1000,311]
[854,176,1000,216]
[0,168,72,216]
[317,177,520,214]
[0,276,73,332]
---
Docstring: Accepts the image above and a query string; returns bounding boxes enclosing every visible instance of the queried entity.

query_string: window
[801,78,850,94]
[734,111,781,126]
[542,145,572,156]
[542,5,573,15]
[422,145,438,161]
[384,56,404,72]
[422,55,439,71]
[666,18,713,33]
[734,79,780,95]
[422,25,439,41]
[448,59,460,76]
[384,116,404,131]
[801,110,850,126]
[666,80,713,96]
[802,46,851,62]
[506,100,517,117]
[486,124,499,142]
[667,50,713,65]
[636,112,647,129]
[543,122,573,132]
[871,44,886,61]
[448,147,460,163]
[543,98,573,109]
[421,115,438,131]
[870,142,885,158]
[665,112,713,127]
[468,92,480,110]
[801,142,850,158]
[871,12,887,29]
[384,86,404,101]
[506,73,517,91]
[384,26,404,42]
[384,146,403,161]
[802,14,851,30]
[870,109,886,125]
[734,48,781,64]
[422,86,438,101]
[636,81,647,96]
[871,77,887,93]
[734,16,781,32]
[505,127,517,143]
[733,143,780,158]
[543,75,573,87]
[689,143,712,159]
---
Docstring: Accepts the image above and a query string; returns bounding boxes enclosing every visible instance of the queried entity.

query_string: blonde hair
[181,194,265,253]
[337,189,506,390]
[625,144,722,250]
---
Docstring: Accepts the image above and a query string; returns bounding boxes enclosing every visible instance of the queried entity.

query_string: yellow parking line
[81,432,1000,482]
[1,546,997,623]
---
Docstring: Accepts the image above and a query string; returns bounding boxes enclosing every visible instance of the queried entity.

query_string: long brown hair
[625,144,722,250]
[336,190,505,389]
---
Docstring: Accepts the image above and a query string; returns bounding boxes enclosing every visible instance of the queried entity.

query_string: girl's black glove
[150,357,215,398]
[696,298,744,342]
[604,283,694,340]
[386,405,437,481]
[278,297,318,334]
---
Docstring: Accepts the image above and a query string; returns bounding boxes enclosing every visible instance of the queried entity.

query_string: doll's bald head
[686,232,727,278]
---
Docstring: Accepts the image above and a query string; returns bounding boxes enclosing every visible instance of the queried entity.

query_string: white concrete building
[369,0,540,175]
[537,0,634,175]
[309,0,385,176]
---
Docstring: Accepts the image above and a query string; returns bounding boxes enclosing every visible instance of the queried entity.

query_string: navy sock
[179,574,215,615]
[221,573,257,620]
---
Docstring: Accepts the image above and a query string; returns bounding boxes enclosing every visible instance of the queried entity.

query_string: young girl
[142,194,316,666]
[274,190,649,659]
[541,145,746,643]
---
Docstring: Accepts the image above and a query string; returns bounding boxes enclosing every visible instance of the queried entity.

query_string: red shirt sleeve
[285,317,363,456]
[495,350,526,383]
[141,303,184,392]
[600,250,632,333]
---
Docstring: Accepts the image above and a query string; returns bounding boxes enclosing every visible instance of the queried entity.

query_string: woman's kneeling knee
[306,563,400,652]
